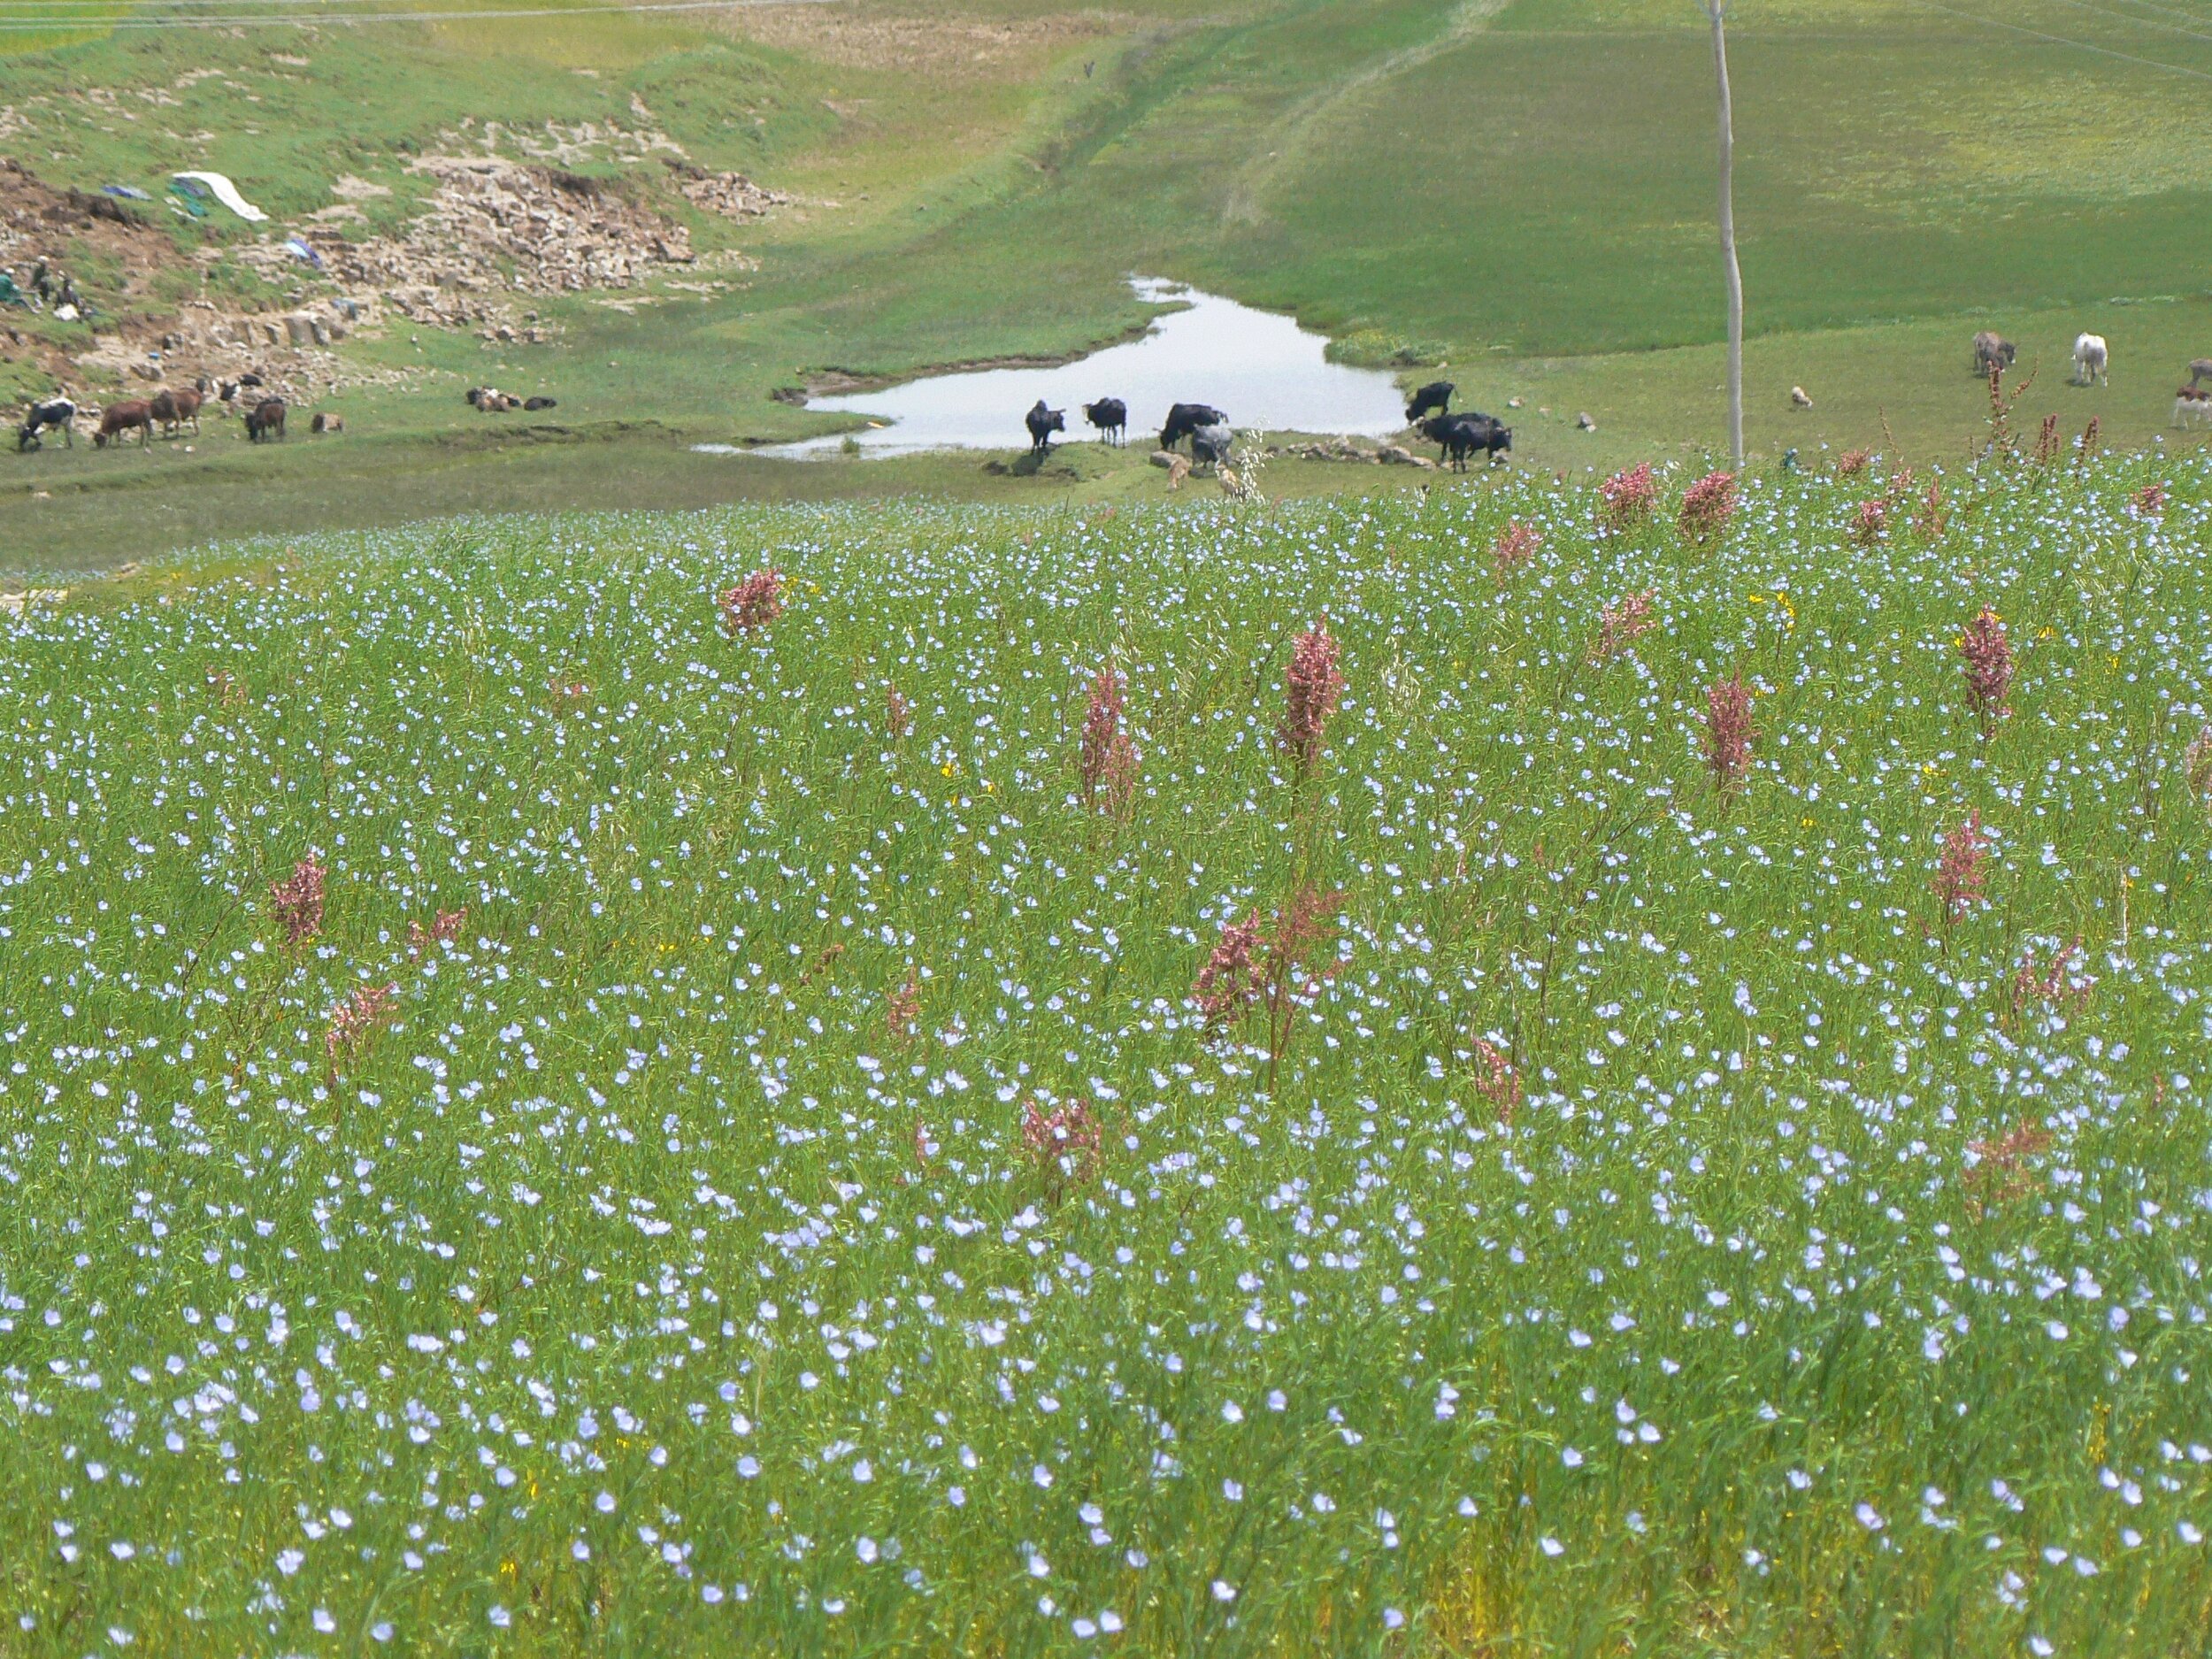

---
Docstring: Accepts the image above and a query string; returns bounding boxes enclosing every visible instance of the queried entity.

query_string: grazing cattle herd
[12,325,2212,477]
[12,373,348,454]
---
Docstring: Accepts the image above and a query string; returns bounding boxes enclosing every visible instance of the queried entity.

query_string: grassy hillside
[3,457,2210,1654]
[4,0,2212,563]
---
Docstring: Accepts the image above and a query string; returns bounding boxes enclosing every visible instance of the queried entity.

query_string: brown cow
[150,387,203,438]
[1972,331,2016,376]
[94,400,154,449]
[245,398,287,442]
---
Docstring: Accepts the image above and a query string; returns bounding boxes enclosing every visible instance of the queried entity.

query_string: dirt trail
[1219,0,1509,227]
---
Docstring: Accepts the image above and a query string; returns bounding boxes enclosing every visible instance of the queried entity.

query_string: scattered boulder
[1375,443,1436,469]
[664,158,790,221]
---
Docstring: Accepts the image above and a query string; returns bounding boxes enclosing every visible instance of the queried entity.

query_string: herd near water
[1024,380,1514,473]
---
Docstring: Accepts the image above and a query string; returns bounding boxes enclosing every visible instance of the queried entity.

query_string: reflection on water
[729,279,1410,457]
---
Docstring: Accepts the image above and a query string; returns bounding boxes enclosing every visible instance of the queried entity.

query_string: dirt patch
[0,160,172,300]
[713,6,1126,74]
[0,159,416,409]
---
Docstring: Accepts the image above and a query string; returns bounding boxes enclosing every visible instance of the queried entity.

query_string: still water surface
[731,279,1410,457]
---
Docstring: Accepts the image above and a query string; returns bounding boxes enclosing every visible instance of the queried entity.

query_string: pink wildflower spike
[1491,520,1541,578]
[1078,663,1140,810]
[406,908,467,956]
[1592,589,1657,662]
[1194,911,1263,1036]
[1020,1094,1102,1183]
[1277,618,1343,775]
[1957,606,2014,735]
[886,969,921,1046]
[1677,470,1738,543]
[1702,672,1755,795]
[1599,462,1656,528]
[2187,725,2212,803]
[1933,810,1991,926]
[718,569,784,634]
[270,857,326,946]
[1470,1040,1521,1124]
[326,982,397,1063]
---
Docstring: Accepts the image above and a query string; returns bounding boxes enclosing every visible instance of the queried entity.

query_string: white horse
[2073,333,2108,387]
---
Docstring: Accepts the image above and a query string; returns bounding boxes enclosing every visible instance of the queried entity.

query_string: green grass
[1,457,2210,1653]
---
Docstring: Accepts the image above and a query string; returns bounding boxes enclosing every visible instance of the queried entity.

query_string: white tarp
[171,172,268,223]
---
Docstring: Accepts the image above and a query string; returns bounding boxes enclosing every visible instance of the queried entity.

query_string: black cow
[1025,399,1065,456]
[17,397,75,451]
[1421,412,1512,471]
[1159,402,1226,452]
[246,397,288,442]
[524,396,558,411]
[1083,397,1126,445]
[1404,380,1455,422]
[1189,422,1233,469]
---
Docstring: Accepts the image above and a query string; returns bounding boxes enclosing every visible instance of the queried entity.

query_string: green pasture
[3,0,2211,553]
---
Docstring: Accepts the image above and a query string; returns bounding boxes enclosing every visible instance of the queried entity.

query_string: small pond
[737,278,1411,457]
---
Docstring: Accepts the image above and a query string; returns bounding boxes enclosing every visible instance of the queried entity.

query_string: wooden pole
[1707,0,1744,468]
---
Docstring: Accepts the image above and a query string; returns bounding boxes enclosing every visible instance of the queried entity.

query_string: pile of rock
[666,159,789,221]
[310,157,700,330]
[1267,437,1437,469]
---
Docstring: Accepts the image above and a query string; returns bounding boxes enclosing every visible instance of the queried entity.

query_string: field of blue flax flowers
[1,450,2209,1657]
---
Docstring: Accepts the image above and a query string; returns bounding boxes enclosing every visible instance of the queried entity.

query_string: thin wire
[2029,0,2212,46]
[0,0,816,27]
[1898,0,2212,80]
[2096,0,2212,26]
